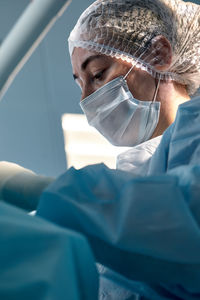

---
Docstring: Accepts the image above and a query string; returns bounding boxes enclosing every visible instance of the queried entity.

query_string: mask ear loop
[152,74,161,102]
[123,64,135,80]
[123,48,149,80]
[123,47,161,102]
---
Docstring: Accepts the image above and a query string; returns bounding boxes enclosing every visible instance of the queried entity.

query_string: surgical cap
[68,0,200,95]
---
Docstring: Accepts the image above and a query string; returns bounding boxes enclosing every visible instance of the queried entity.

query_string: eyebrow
[73,55,103,80]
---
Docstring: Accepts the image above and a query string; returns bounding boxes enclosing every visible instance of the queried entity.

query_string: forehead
[71,47,119,74]
[71,48,101,71]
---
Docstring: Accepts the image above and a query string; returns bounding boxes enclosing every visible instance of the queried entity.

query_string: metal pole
[0,0,72,100]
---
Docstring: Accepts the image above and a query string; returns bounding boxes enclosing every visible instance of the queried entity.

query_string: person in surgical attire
[38,0,200,299]
[70,0,194,175]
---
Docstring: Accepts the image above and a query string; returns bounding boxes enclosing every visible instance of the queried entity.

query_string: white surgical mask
[80,69,161,147]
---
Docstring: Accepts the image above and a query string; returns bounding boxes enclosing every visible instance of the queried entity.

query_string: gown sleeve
[0,201,98,300]
[37,162,200,294]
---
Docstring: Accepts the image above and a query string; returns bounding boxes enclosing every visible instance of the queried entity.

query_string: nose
[81,84,95,101]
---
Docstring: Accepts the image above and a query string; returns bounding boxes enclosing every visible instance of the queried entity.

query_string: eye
[92,70,105,82]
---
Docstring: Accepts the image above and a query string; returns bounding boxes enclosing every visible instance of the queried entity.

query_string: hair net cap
[68,0,200,95]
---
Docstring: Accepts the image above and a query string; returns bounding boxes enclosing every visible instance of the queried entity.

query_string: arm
[37,162,200,293]
[0,201,98,300]
[0,161,54,211]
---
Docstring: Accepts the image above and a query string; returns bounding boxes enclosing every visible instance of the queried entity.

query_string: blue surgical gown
[0,161,53,211]
[37,96,200,299]
[0,201,98,300]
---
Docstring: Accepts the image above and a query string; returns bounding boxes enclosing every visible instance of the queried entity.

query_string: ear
[149,35,172,71]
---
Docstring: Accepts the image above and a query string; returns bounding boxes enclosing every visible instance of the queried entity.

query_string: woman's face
[71,47,157,102]
[71,47,189,138]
